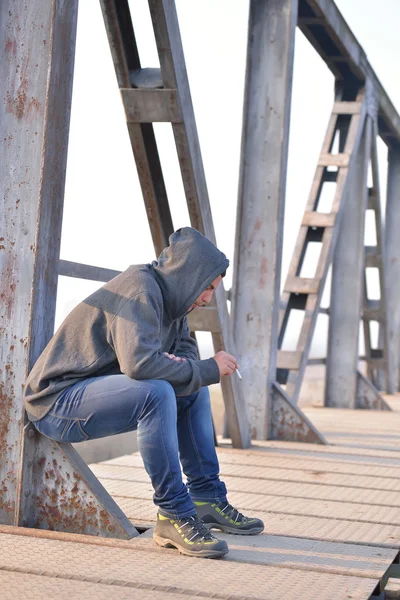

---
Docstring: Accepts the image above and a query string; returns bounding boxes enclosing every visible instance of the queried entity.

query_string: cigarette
[235,368,242,380]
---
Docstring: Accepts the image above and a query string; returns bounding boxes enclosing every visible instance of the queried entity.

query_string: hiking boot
[153,513,229,558]
[194,501,264,535]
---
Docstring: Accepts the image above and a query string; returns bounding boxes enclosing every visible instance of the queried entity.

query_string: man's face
[187,275,223,313]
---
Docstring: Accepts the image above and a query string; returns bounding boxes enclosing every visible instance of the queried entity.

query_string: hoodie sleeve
[110,292,220,395]
[175,317,199,361]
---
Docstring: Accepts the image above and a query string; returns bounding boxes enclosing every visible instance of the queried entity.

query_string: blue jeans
[33,376,227,519]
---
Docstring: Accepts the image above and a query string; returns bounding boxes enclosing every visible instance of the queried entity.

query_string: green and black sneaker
[194,501,264,535]
[153,513,229,558]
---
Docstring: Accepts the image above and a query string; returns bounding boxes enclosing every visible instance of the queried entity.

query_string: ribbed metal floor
[3,405,400,598]
[0,528,383,600]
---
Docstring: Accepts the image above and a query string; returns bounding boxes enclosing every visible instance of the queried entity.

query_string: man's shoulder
[106,264,162,300]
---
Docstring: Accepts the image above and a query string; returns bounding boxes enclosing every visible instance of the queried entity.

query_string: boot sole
[153,533,228,559]
[205,523,264,536]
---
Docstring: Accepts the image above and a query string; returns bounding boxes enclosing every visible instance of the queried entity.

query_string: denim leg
[136,381,196,519]
[33,375,195,519]
[177,387,227,504]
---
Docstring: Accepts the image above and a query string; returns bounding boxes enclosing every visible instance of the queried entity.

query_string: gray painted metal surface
[362,120,394,393]
[232,0,298,440]
[0,0,79,525]
[325,117,372,408]
[59,259,121,282]
[356,372,391,411]
[0,0,137,538]
[384,146,400,392]
[298,0,400,146]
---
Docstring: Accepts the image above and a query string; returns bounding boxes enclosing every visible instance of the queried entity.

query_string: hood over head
[151,227,229,320]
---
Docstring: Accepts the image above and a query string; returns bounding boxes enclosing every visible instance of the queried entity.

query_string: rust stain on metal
[6,77,28,120]
[259,257,268,288]
[5,42,42,122]
[273,405,321,444]
[0,380,16,516]
[27,457,117,534]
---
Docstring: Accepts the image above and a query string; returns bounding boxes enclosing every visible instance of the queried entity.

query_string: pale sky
[56,0,400,360]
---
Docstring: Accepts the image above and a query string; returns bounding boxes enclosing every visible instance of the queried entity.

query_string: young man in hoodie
[24,227,263,558]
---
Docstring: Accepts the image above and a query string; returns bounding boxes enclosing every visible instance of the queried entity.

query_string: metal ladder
[99,0,250,448]
[277,89,368,402]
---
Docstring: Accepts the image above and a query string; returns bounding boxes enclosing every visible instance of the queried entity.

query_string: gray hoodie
[24,227,229,421]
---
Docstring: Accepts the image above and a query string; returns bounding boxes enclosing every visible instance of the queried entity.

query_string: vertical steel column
[232,0,298,439]
[0,0,78,523]
[1,2,138,537]
[325,117,372,408]
[385,145,400,392]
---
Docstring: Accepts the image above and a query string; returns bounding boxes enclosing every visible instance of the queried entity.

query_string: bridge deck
[2,403,400,599]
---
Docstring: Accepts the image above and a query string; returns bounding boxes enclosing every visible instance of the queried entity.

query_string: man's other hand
[213,351,239,377]
[163,352,187,363]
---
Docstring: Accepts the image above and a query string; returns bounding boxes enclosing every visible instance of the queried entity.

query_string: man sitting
[24,227,263,558]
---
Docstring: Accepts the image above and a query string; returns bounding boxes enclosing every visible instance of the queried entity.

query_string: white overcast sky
[57,0,400,358]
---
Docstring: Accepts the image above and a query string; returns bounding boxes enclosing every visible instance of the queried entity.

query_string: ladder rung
[302,212,336,228]
[370,348,384,359]
[284,276,319,295]
[368,187,377,210]
[323,171,338,182]
[365,357,386,368]
[363,300,383,322]
[332,101,362,115]
[364,246,380,268]
[277,351,302,370]
[121,89,182,123]
[187,306,221,333]
[319,153,349,167]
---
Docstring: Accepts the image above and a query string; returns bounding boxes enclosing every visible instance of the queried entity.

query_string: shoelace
[218,502,246,524]
[179,515,215,542]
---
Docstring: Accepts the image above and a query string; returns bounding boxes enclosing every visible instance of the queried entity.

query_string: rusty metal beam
[19,426,138,536]
[0,0,80,526]
[355,372,391,411]
[270,384,327,444]
[0,0,137,538]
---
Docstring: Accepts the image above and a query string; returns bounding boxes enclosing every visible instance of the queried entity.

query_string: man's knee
[147,380,176,410]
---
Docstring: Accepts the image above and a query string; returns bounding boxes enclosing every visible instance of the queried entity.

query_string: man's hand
[213,351,239,377]
[163,352,187,363]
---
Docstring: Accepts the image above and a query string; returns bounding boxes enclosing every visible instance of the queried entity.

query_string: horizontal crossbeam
[59,259,120,282]
[187,306,221,333]
[121,88,182,123]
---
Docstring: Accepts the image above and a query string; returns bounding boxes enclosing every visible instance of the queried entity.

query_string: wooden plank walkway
[2,403,400,598]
